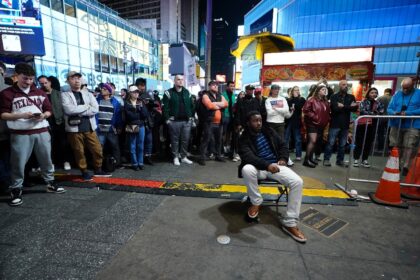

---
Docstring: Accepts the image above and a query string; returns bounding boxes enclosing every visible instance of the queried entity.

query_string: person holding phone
[0,63,66,206]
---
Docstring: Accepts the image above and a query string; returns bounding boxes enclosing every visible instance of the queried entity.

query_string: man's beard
[245,94,253,99]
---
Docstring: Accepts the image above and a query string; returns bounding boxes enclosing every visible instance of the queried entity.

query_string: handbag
[68,115,82,126]
[125,124,140,133]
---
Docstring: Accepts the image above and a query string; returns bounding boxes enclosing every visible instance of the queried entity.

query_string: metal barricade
[343,115,420,192]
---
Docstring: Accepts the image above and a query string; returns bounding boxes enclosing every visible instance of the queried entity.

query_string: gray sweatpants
[167,120,192,159]
[10,131,54,189]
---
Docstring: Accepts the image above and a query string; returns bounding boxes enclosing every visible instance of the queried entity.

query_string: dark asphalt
[0,155,419,279]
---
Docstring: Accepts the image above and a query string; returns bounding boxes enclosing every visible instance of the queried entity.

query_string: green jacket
[162,87,194,121]
[49,89,64,125]
[221,90,236,118]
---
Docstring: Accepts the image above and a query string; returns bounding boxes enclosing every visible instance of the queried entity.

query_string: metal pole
[205,0,213,85]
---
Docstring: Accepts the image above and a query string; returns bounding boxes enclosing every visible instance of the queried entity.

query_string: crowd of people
[0,61,419,241]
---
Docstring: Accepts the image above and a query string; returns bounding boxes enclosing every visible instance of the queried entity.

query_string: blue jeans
[129,126,145,167]
[324,127,348,163]
[284,123,302,157]
[144,127,153,156]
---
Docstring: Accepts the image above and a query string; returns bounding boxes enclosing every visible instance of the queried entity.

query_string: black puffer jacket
[238,126,289,178]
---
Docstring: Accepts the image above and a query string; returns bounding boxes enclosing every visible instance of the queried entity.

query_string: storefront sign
[0,0,45,55]
[261,62,374,82]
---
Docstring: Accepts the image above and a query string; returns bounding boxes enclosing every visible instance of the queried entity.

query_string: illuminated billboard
[0,0,45,55]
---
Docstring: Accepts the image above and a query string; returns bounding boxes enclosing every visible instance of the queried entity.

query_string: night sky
[211,0,261,80]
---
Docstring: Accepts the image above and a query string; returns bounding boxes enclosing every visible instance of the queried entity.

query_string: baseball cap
[245,84,255,90]
[128,85,139,93]
[208,80,218,86]
[67,71,82,79]
[271,84,280,90]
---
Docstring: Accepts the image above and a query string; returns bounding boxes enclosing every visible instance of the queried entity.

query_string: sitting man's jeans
[324,128,348,163]
[242,164,303,227]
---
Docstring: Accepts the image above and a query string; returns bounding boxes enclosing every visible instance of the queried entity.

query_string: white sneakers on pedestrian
[361,160,371,168]
[181,157,193,164]
[232,154,240,162]
[173,158,180,166]
[287,158,294,167]
[64,162,71,170]
[353,160,359,167]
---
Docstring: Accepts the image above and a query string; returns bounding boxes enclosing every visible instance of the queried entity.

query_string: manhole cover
[300,208,348,237]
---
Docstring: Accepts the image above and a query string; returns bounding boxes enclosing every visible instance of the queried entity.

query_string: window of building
[40,0,50,7]
[65,3,76,17]
[117,58,124,74]
[94,52,101,72]
[110,56,118,74]
[101,54,110,73]
[51,0,63,13]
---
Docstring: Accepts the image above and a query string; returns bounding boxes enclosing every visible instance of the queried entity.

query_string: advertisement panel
[0,0,45,55]
[261,62,374,85]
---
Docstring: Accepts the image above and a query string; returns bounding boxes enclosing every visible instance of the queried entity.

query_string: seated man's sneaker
[9,188,23,206]
[173,157,180,166]
[181,157,193,164]
[93,170,112,177]
[46,181,66,194]
[281,226,307,243]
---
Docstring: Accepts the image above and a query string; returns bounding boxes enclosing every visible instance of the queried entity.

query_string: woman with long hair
[124,85,148,171]
[353,87,384,168]
[285,86,306,160]
[302,84,330,168]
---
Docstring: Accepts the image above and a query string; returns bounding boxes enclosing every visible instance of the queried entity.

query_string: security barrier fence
[344,115,420,192]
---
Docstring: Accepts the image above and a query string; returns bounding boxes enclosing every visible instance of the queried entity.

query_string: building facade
[241,0,420,92]
[30,0,166,91]
[99,0,199,47]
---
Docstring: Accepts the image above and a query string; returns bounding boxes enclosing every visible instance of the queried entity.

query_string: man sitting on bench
[238,111,306,243]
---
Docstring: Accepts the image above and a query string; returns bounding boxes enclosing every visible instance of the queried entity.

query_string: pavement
[1,155,419,279]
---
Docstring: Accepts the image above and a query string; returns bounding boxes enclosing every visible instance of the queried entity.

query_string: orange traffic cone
[401,147,420,200]
[369,147,408,208]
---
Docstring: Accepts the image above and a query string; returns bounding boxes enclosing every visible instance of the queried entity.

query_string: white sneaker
[361,160,371,168]
[287,158,294,167]
[173,158,180,166]
[232,154,240,162]
[181,157,193,164]
[64,162,71,170]
[353,160,359,167]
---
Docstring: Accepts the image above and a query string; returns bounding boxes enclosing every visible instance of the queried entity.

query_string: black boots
[303,156,316,168]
